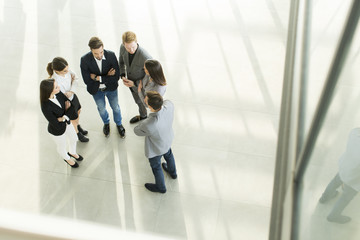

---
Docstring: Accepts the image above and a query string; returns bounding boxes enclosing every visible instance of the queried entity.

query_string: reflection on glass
[300,0,352,149]
[294,4,360,239]
[319,128,360,224]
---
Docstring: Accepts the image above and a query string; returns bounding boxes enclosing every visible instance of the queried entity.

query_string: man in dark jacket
[80,37,125,138]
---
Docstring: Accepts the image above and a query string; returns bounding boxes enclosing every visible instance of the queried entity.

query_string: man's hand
[90,74,99,81]
[122,77,134,87]
[107,68,116,76]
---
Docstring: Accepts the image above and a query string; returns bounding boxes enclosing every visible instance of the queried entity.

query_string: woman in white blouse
[138,59,167,107]
[47,57,89,142]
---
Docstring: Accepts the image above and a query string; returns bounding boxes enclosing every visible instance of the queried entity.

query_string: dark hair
[88,37,104,49]
[146,91,163,111]
[145,60,166,86]
[46,57,68,77]
[40,79,55,105]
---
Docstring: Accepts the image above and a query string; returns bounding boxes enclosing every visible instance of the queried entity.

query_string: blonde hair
[122,31,137,44]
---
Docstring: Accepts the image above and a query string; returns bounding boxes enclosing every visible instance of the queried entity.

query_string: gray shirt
[139,75,167,103]
[134,100,174,158]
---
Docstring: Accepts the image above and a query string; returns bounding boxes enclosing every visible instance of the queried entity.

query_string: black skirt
[68,93,81,120]
[71,93,81,112]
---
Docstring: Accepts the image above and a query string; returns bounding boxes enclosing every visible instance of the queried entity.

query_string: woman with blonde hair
[47,57,89,142]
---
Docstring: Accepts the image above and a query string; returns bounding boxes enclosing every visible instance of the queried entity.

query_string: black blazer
[41,92,74,136]
[80,49,120,95]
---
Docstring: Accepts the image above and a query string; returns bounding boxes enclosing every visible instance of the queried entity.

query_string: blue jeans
[93,89,122,125]
[148,148,177,191]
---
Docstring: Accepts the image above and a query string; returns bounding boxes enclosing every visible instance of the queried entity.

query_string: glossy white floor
[0,0,289,239]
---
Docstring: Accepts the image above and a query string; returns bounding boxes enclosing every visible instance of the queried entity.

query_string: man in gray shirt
[119,31,152,124]
[134,91,177,193]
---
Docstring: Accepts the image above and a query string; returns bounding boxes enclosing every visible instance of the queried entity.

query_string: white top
[49,95,61,108]
[338,128,360,191]
[52,70,77,101]
[49,95,69,122]
[94,55,106,89]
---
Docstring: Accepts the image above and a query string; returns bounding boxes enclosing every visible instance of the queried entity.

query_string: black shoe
[63,159,79,168]
[117,124,126,138]
[103,123,110,137]
[130,115,147,124]
[162,163,177,179]
[144,183,166,193]
[319,190,339,204]
[78,125,88,135]
[77,132,89,142]
[327,214,351,224]
[67,152,84,161]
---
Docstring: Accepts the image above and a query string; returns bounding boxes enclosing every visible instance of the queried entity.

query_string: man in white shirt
[80,37,125,138]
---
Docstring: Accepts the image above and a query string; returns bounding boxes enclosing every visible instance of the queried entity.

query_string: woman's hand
[65,91,73,99]
[65,100,71,110]
[71,73,76,83]
[138,80,142,92]
[122,77,134,87]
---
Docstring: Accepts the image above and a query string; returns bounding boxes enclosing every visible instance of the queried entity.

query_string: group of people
[40,31,177,193]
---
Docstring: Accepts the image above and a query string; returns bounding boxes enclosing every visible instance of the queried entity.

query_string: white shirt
[94,55,106,89]
[52,70,77,100]
[49,95,70,122]
[49,95,61,108]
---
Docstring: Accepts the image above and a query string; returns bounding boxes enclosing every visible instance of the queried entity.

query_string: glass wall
[269,0,360,239]
[299,0,353,149]
[295,18,360,240]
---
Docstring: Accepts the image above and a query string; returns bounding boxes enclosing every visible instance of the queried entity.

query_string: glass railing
[294,9,360,240]
[269,0,360,239]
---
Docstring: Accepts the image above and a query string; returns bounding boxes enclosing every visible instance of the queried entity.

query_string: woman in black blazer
[40,79,83,168]
[47,57,89,142]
